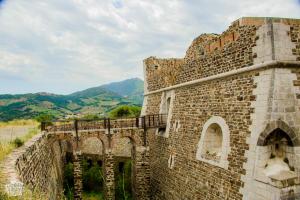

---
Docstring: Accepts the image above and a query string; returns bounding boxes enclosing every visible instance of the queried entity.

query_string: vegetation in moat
[63,157,132,200]
[64,158,104,200]
[115,160,132,200]
[0,78,144,121]
[63,162,75,200]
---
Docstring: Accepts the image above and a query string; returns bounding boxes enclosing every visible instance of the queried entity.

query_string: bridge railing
[41,114,167,132]
[143,114,168,128]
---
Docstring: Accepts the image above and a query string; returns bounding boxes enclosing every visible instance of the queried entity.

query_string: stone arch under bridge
[43,114,166,200]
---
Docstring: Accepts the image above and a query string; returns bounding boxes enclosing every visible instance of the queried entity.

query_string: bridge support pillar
[104,149,115,200]
[73,151,83,200]
[133,146,151,200]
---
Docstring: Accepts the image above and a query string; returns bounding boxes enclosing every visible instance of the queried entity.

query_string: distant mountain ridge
[0,78,144,121]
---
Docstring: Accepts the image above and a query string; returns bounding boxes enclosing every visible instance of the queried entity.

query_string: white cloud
[0,0,299,94]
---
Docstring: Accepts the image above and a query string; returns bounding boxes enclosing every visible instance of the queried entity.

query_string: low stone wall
[0,132,67,199]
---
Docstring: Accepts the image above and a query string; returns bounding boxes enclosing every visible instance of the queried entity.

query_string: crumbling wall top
[143,17,300,93]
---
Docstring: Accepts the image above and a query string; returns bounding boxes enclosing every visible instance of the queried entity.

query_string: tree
[35,113,55,122]
[35,113,55,128]
[109,105,141,118]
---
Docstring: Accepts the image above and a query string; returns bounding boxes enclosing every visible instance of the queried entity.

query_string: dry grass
[0,127,39,162]
[0,187,47,200]
[0,143,15,163]
[0,119,38,128]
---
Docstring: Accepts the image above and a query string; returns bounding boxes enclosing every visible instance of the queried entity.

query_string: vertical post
[152,115,155,127]
[74,119,79,148]
[41,122,45,131]
[108,118,111,134]
[143,116,147,146]
[107,118,111,148]
[136,117,139,128]
[142,116,146,131]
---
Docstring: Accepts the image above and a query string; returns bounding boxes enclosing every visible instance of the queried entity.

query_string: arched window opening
[196,116,230,169]
[201,123,223,161]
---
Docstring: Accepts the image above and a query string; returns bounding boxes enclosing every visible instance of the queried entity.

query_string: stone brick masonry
[144,17,300,200]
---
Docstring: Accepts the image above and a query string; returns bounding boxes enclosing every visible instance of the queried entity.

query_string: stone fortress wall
[0,133,67,199]
[143,17,300,200]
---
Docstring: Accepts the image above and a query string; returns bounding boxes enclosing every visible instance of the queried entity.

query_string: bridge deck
[42,114,167,132]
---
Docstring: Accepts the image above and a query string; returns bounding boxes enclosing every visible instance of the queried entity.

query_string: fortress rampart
[143,17,300,200]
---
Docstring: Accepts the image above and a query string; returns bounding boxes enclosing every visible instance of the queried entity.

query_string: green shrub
[12,138,24,147]
[63,162,74,200]
[115,160,132,200]
[35,113,55,123]
[82,160,103,192]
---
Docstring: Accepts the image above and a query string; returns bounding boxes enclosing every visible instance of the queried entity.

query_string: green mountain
[0,78,144,121]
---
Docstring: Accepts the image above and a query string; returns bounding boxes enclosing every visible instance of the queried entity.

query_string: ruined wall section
[178,25,256,83]
[144,17,300,93]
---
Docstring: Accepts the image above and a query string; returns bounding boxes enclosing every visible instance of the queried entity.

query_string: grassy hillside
[0,78,144,121]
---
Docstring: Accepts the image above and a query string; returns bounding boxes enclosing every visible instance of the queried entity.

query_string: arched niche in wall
[254,120,300,191]
[196,116,230,169]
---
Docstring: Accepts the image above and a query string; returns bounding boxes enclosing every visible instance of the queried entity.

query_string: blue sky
[0,0,299,94]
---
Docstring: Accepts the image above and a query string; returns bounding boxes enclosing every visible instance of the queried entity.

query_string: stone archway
[55,127,150,200]
[111,129,150,200]
[80,134,115,200]
[112,137,133,199]
[252,120,300,199]
[257,120,300,146]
